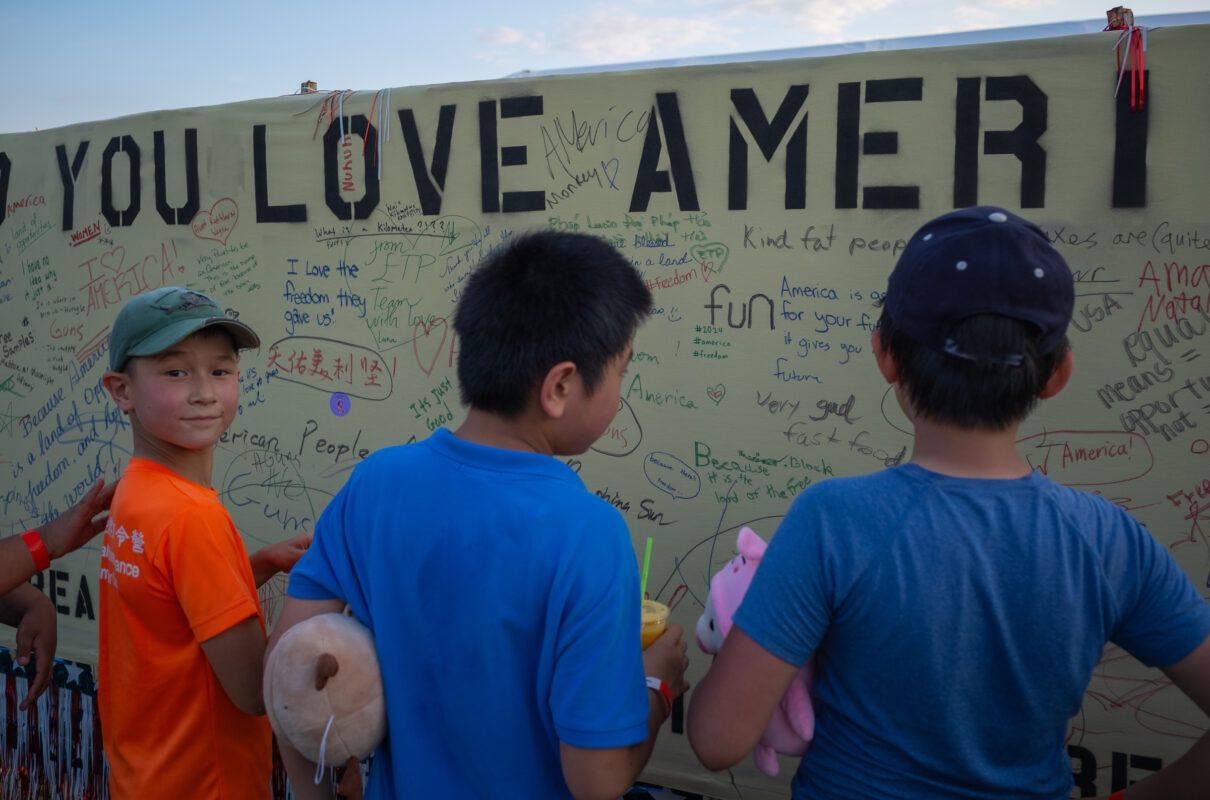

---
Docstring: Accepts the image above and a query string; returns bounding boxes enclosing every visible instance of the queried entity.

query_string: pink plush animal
[696,526,815,776]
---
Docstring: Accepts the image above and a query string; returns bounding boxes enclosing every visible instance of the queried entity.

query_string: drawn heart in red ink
[413,318,448,377]
[706,384,726,404]
[190,198,239,246]
[99,246,125,274]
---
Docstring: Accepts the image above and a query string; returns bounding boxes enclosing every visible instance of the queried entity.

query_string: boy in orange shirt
[99,287,310,800]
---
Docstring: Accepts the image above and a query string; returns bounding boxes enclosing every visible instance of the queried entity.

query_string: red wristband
[21,529,51,572]
[646,676,672,720]
[1108,793,1125,800]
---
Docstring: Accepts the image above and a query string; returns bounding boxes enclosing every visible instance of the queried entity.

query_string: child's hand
[266,530,313,572]
[40,478,117,559]
[336,756,363,799]
[642,623,691,701]
[11,586,58,710]
[250,531,313,587]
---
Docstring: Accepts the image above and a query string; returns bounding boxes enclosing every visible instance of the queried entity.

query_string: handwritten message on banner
[2,24,1209,798]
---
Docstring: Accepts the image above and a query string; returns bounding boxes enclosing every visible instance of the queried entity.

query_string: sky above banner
[1,0,1207,133]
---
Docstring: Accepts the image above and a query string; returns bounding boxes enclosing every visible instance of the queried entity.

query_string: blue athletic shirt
[287,428,650,798]
[734,464,1210,799]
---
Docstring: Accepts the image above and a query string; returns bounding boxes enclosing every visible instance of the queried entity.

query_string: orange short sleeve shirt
[98,458,271,800]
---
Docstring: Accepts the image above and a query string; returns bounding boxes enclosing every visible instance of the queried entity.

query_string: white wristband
[646,676,672,720]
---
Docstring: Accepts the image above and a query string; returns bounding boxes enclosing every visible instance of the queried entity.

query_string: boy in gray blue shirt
[689,207,1210,800]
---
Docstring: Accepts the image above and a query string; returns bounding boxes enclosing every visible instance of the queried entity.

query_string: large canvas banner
[1,23,1208,798]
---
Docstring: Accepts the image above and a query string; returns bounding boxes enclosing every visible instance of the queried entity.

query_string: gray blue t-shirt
[735,464,1210,799]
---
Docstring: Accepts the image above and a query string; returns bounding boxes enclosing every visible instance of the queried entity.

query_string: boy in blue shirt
[688,207,1210,800]
[272,231,690,799]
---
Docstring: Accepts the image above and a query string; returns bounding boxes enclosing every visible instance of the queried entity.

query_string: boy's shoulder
[113,460,233,535]
[358,428,580,484]
[835,464,1135,531]
[792,465,913,504]
[118,458,219,499]
[346,431,621,532]
[787,464,1077,522]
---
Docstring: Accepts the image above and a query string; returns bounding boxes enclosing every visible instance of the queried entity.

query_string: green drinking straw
[640,537,653,600]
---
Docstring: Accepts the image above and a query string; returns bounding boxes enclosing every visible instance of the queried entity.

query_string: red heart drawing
[191,198,239,246]
[413,318,448,377]
[99,246,125,274]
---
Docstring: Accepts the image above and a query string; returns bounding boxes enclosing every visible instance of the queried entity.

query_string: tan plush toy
[264,612,387,770]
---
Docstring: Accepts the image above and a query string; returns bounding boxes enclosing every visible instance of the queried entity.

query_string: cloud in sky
[950,0,1063,30]
[481,26,526,46]
[475,0,982,68]
[554,7,729,61]
[475,0,901,67]
[476,24,550,70]
[952,5,1003,29]
[979,0,1057,8]
[472,0,1167,73]
[728,0,901,38]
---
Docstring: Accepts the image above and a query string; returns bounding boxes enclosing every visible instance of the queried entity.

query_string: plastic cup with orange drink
[638,537,668,648]
[640,599,669,649]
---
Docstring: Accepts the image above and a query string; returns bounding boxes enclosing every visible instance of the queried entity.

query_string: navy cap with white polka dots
[885,206,1075,361]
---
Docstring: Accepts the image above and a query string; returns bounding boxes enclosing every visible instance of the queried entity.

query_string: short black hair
[453,230,651,416]
[879,307,1068,430]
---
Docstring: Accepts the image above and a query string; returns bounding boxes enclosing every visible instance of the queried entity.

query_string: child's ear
[101,370,135,412]
[537,361,577,419]
[871,330,899,384]
[1038,349,1075,399]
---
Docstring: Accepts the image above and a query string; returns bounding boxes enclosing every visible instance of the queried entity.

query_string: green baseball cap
[108,286,260,371]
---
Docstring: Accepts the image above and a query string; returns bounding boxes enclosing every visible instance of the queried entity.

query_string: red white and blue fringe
[1,649,105,800]
[2,647,358,799]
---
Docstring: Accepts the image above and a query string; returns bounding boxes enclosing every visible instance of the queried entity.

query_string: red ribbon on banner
[1104,8,1146,113]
